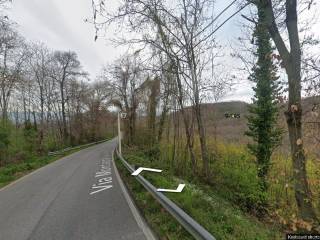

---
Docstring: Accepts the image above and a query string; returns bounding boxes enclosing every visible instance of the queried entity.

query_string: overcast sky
[7,0,320,103]
[9,0,116,78]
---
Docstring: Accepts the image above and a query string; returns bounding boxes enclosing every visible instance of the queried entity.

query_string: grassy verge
[115,146,284,240]
[0,140,108,189]
[156,138,319,231]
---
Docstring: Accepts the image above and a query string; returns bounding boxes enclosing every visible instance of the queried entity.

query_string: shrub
[0,122,11,165]
[23,121,38,153]
[209,143,268,213]
[143,144,160,161]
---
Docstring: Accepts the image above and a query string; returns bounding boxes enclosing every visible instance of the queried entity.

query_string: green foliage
[143,143,160,161]
[23,121,38,153]
[0,154,53,188]
[245,2,283,199]
[0,125,10,149]
[211,143,268,213]
[0,116,113,171]
[0,122,10,164]
[118,147,283,239]
[0,142,101,188]
[43,133,62,152]
[129,134,320,228]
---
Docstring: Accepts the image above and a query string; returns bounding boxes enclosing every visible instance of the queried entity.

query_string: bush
[0,122,11,165]
[23,121,38,153]
[214,161,267,211]
[143,144,160,161]
[211,143,268,213]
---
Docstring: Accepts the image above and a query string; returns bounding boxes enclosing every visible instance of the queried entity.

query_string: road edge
[112,150,158,240]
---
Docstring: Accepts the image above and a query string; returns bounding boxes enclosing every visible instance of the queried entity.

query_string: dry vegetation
[131,94,320,232]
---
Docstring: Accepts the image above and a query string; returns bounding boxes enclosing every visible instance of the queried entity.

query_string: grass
[154,137,320,231]
[0,141,107,189]
[267,152,320,229]
[115,146,284,240]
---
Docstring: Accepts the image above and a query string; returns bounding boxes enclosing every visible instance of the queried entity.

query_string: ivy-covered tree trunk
[246,1,282,212]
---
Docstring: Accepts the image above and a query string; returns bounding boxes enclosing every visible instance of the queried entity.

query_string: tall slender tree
[246,1,282,211]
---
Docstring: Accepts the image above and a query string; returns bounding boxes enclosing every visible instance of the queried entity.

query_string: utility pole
[117,111,127,155]
[118,111,122,155]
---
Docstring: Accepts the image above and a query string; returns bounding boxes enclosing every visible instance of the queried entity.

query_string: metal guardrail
[48,139,109,156]
[115,149,216,240]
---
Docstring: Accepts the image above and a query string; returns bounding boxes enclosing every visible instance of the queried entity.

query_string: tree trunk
[175,72,196,172]
[189,42,209,177]
[147,78,160,145]
[194,103,209,177]
[1,47,8,122]
[285,70,318,222]
[23,92,27,124]
[60,81,68,142]
[39,86,44,152]
[32,110,37,129]
[158,91,169,142]
[263,0,318,223]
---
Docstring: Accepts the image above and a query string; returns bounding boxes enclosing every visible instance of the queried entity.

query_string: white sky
[7,0,320,103]
[8,0,117,79]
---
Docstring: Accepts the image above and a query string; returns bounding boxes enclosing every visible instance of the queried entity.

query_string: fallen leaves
[273,210,315,233]
[294,219,313,231]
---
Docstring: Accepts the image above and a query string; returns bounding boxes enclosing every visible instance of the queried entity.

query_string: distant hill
[200,101,250,144]
[201,101,249,121]
[196,96,320,155]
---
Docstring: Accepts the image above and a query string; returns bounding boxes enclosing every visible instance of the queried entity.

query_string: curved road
[0,139,148,240]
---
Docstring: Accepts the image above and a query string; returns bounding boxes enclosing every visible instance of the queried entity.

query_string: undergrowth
[116,145,284,239]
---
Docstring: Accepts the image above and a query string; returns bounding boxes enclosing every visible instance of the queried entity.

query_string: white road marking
[131,167,162,176]
[90,185,113,195]
[90,157,113,195]
[157,184,185,193]
[98,177,112,184]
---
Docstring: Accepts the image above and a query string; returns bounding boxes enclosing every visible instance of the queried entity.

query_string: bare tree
[50,51,85,142]
[25,42,52,149]
[0,20,26,122]
[304,54,320,96]
[92,0,232,176]
[106,54,144,144]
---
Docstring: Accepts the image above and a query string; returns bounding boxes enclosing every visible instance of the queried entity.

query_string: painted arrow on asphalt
[157,184,185,193]
[131,167,162,176]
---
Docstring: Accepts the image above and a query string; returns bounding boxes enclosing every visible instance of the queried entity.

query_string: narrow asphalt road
[0,139,148,240]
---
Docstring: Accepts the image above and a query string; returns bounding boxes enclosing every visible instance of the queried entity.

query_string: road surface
[0,139,149,240]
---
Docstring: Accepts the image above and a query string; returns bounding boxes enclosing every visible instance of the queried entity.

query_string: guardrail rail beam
[115,149,216,240]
